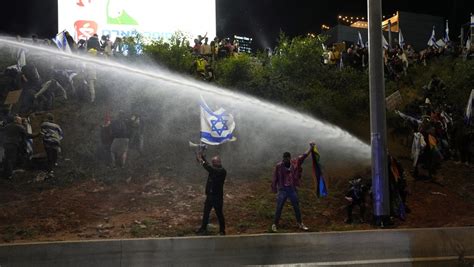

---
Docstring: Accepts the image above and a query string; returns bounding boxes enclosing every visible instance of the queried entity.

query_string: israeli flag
[200,96,236,145]
[444,20,450,43]
[427,26,439,48]
[382,34,390,49]
[399,28,406,48]
[54,31,71,53]
[25,118,34,160]
[357,32,365,48]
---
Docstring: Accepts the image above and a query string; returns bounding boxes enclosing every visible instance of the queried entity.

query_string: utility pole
[367,0,390,226]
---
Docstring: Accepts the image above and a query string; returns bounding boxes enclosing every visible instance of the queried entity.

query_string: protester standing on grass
[40,113,63,177]
[196,153,227,236]
[1,116,37,179]
[109,111,130,168]
[271,142,314,233]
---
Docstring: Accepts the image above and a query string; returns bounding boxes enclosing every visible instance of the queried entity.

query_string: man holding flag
[195,153,227,236]
[194,96,235,235]
[271,142,324,233]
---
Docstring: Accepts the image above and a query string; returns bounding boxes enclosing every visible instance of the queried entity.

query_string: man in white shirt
[200,37,212,57]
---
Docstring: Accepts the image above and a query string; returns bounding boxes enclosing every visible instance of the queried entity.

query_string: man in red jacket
[271,142,314,233]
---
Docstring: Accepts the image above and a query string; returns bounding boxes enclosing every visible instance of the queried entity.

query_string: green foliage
[215,53,262,89]
[143,31,194,73]
[409,57,474,106]
[271,32,326,81]
[122,32,146,58]
[213,33,370,127]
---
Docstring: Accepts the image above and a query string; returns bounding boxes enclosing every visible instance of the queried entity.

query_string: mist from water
[0,37,370,179]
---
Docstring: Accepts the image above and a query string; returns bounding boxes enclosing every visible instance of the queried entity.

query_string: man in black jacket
[196,153,227,235]
[344,178,369,224]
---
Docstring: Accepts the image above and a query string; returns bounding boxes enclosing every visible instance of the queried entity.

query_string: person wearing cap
[271,143,314,233]
[195,152,227,235]
[40,113,63,177]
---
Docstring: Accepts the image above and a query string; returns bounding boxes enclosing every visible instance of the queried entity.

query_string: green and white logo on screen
[106,0,138,25]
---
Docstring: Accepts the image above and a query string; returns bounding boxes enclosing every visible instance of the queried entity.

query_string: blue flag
[54,31,71,53]
[382,34,390,49]
[427,26,439,48]
[466,89,474,125]
[399,28,405,48]
[200,96,236,145]
[357,32,365,48]
[311,145,328,198]
[444,20,450,43]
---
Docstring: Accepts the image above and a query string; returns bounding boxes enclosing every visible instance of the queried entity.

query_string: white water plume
[0,37,370,178]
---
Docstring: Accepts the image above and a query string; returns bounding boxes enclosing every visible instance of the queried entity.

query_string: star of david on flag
[200,96,236,145]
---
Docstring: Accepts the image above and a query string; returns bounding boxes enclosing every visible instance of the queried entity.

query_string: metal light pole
[367,0,390,226]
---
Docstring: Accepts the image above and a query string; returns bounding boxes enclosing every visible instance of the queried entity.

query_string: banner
[386,90,402,111]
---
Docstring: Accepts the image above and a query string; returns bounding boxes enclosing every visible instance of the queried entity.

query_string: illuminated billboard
[58,0,216,41]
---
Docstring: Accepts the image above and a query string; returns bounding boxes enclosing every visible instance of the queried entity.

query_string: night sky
[0,0,472,49]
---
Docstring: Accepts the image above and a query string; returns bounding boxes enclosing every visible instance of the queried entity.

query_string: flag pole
[367,0,390,226]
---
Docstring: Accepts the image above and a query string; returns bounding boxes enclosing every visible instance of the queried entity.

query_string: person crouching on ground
[196,152,227,235]
[40,113,63,177]
[344,178,369,224]
[271,142,314,233]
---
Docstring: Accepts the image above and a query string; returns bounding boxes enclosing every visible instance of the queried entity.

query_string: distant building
[234,35,253,53]
[324,11,444,51]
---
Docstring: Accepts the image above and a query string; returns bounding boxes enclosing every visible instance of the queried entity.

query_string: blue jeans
[274,186,302,225]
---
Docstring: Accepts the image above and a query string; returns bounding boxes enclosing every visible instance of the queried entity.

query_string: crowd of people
[0,112,63,179]
[49,31,242,82]
[0,33,144,179]
[323,41,474,81]
[0,30,243,180]
[1,31,472,236]
[395,75,473,179]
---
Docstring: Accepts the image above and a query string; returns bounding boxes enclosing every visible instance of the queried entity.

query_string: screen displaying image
[58,0,216,41]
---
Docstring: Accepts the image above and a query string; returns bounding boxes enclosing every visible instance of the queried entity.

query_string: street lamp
[367,0,390,226]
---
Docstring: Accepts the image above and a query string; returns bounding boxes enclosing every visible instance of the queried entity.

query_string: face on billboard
[58,0,216,42]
